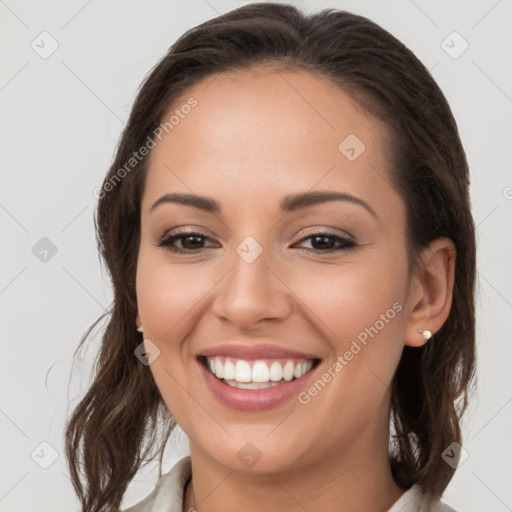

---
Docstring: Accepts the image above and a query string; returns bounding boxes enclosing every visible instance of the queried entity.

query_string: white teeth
[205,356,316,384]
[225,381,283,389]
[223,359,235,380]
[269,361,283,381]
[234,360,252,383]
[252,361,270,383]
[215,358,224,379]
[283,361,295,381]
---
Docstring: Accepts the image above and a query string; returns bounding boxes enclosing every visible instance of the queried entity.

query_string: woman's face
[136,67,421,473]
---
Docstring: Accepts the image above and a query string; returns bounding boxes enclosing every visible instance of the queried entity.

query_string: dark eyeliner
[293,232,357,254]
[155,230,356,255]
[155,231,210,254]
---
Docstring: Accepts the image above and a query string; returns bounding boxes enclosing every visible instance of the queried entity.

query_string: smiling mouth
[198,355,321,389]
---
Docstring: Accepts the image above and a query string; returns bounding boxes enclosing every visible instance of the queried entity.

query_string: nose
[211,244,293,330]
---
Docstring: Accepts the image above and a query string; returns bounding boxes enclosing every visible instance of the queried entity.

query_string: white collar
[123,456,456,512]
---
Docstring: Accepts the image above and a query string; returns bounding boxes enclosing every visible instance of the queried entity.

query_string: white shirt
[123,456,457,512]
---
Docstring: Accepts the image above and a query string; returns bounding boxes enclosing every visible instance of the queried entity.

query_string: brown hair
[65,3,477,511]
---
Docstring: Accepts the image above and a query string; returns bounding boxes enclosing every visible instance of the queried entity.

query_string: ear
[136,311,142,330]
[404,237,456,347]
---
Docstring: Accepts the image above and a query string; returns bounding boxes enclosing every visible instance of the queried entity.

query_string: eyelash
[155,230,357,255]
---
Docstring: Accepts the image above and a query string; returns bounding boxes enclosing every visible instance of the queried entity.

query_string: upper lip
[198,343,320,361]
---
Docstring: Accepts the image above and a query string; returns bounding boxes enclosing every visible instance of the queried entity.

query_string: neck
[183,421,406,512]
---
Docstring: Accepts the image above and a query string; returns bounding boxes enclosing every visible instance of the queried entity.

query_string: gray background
[1,0,511,511]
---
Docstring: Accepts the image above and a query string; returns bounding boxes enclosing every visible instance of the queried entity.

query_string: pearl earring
[137,326,143,333]
[418,329,432,340]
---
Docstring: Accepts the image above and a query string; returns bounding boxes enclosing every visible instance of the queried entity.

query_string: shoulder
[122,456,192,512]
[388,484,459,512]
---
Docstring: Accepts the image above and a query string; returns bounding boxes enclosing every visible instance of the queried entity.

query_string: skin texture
[135,66,456,512]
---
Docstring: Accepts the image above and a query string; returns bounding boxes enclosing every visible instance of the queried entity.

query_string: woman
[65,3,476,511]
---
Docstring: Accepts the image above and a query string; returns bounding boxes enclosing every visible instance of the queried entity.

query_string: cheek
[136,251,209,342]
[288,255,406,342]
[287,253,407,393]
[135,255,204,421]
[289,259,406,425]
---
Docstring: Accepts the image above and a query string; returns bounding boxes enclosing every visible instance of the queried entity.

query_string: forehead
[143,66,401,221]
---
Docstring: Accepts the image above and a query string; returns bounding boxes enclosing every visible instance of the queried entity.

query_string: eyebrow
[149,190,377,219]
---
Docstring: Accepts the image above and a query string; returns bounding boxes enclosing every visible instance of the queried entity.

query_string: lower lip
[197,359,319,411]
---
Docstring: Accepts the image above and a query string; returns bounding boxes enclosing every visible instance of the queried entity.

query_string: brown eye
[157,232,218,254]
[295,233,356,253]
